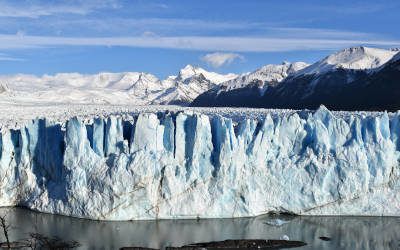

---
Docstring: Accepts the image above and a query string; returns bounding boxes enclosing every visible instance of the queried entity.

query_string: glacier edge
[0,106,399,220]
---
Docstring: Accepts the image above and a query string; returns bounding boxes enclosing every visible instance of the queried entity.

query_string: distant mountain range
[1,46,400,111]
[192,47,400,111]
[0,65,236,106]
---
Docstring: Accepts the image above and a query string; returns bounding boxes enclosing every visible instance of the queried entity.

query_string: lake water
[0,207,398,249]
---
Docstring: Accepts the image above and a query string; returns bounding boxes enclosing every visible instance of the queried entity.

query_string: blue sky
[0,0,399,78]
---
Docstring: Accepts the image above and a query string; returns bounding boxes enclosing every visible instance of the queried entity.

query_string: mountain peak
[176,64,237,84]
[327,46,394,68]
[182,64,196,70]
[297,46,397,76]
[181,64,197,73]
[178,64,201,80]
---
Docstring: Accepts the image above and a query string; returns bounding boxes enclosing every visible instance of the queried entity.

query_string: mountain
[0,66,237,106]
[294,47,396,76]
[176,64,237,84]
[0,72,167,105]
[192,47,400,111]
[192,61,309,106]
[1,47,399,110]
[221,61,309,91]
[152,65,238,105]
[321,50,400,111]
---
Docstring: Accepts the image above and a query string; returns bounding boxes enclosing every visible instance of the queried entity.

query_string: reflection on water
[0,208,399,249]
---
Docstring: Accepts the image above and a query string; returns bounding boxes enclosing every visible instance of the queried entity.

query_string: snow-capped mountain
[295,46,397,76]
[176,64,237,84]
[5,72,163,90]
[261,46,399,108]
[1,46,399,110]
[0,72,168,105]
[0,66,237,106]
[220,61,309,91]
[329,50,400,111]
[153,65,237,105]
[192,47,400,111]
[272,46,398,102]
[192,61,308,106]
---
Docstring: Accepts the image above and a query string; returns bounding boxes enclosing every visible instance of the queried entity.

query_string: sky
[0,0,399,78]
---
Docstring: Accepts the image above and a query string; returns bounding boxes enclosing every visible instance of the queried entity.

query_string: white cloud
[141,31,157,37]
[0,34,399,52]
[0,0,120,18]
[0,53,24,61]
[201,52,243,68]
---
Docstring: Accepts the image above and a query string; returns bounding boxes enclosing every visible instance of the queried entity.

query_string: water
[0,208,398,249]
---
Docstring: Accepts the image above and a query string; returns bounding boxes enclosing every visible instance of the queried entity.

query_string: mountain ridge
[0,65,237,106]
[294,46,397,76]
[1,46,399,110]
[192,47,400,111]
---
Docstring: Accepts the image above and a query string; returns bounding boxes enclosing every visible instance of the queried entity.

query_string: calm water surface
[0,208,399,249]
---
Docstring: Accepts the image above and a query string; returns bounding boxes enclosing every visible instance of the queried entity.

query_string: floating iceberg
[0,106,399,220]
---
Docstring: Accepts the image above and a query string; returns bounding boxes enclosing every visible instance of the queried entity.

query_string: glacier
[0,105,399,220]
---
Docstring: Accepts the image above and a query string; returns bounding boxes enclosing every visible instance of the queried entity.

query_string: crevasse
[0,106,399,220]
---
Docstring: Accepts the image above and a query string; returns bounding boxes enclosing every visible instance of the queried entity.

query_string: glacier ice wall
[0,106,399,220]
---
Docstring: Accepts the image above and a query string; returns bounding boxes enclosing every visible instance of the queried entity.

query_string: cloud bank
[0,34,399,52]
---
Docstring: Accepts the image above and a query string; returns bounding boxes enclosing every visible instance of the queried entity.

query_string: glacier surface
[0,105,399,220]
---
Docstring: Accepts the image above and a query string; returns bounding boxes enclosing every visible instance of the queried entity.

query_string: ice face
[0,106,399,220]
